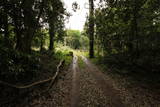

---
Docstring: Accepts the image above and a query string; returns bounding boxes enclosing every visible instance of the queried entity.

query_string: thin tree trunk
[89,0,94,58]
[49,24,55,51]
[133,0,139,58]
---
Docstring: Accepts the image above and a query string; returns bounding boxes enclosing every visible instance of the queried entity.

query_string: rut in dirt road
[70,55,125,107]
[71,55,80,107]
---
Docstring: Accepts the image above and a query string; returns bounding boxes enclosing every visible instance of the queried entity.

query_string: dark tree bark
[23,28,35,53]
[15,0,36,53]
[49,21,55,51]
[129,0,139,59]
[15,29,23,50]
[133,0,139,58]
[89,0,94,58]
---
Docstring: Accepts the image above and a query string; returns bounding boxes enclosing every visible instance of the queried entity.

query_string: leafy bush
[0,46,40,83]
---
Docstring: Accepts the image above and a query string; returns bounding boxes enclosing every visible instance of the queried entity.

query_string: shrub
[0,46,40,83]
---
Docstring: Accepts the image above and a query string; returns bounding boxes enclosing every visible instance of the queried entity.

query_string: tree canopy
[87,0,160,72]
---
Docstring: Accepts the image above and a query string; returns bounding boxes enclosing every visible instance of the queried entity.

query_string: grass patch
[74,50,89,57]
[55,46,73,68]
[78,57,85,69]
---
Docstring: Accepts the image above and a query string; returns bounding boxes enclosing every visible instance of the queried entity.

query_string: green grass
[75,50,89,57]
[54,46,73,67]
[55,44,90,68]
[78,57,85,69]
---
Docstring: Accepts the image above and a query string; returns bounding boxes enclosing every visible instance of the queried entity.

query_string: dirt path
[71,55,80,107]
[12,55,126,107]
[69,55,125,107]
[80,56,125,107]
[80,56,160,107]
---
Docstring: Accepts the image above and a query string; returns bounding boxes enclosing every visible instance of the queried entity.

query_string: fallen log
[47,59,65,90]
[0,59,65,89]
[0,59,65,106]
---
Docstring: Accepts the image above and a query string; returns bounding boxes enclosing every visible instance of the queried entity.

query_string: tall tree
[94,0,160,72]
[89,0,95,58]
[47,0,64,51]
[10,0,44,53]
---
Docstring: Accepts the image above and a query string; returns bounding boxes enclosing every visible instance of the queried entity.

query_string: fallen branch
[0,59,65,89]
[47,59,65,90]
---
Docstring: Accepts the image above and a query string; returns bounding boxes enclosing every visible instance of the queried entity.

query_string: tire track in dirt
[81,55,126,107]
[70,55,80,107]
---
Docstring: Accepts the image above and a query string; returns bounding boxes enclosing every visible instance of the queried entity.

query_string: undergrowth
[0,46,73,84]
[0,46,40,83]
[91,54,160,85]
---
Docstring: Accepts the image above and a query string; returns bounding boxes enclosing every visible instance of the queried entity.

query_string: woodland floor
[1,55,160,107]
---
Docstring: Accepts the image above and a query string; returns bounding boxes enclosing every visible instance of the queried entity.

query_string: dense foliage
[65,30,89,50]
[0,0,67,82]
[0,46,40,82]
[85,0,160,73]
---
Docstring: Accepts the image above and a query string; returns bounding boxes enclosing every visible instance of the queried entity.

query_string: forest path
[17,54,126,107]
[70,55,125,107]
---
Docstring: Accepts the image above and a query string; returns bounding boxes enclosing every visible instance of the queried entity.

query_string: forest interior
[0,0,160,107]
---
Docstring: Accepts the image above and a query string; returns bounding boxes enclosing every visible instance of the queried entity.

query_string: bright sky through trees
[63,0,89,31]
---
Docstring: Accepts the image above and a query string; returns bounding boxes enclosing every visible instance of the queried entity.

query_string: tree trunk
[20,0,35,53]
[16,28,34,53]
[49,23,55,51]
[15,29,23,50]
[24,28,35,53]
[133,0,139,58]
[89,0,94,58]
